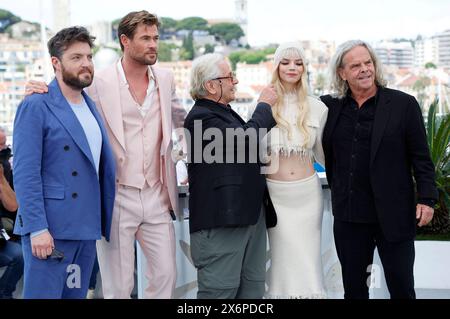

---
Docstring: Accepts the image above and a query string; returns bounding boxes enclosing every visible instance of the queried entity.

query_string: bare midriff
[266,154,315,181]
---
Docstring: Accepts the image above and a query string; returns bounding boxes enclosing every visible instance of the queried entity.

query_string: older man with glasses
[184,53,277,299]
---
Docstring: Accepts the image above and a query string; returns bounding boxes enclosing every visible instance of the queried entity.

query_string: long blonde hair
[271,46,310,148]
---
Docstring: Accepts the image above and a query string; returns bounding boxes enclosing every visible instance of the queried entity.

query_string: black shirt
[331,91,379,223]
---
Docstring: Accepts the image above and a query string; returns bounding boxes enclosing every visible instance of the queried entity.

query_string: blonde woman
[264,42,328,298]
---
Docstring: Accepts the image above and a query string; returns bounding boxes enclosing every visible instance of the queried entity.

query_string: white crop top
[264,94,328,166]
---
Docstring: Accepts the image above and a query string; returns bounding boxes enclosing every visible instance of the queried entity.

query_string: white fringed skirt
[265,173,327,299]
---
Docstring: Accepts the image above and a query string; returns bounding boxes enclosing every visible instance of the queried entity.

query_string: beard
[61,64,94,90]
[130,49,158,66]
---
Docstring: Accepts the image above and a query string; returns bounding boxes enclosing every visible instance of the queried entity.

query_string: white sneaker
[86,289,95,299]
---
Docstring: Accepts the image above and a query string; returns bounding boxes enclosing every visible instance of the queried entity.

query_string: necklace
[128,84,143,107]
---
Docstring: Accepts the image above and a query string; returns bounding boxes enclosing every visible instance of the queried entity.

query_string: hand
[31,231,54,259]
[258,85,278,107]
[416,204,434,227]
[25,80,48,96]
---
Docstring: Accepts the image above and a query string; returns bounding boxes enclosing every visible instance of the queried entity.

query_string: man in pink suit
[27,11,186,298]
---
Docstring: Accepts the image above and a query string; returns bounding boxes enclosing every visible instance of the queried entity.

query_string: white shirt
[117,59,157,117]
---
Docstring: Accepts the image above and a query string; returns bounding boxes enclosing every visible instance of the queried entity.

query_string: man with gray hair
[320,40,437,299]
[184,53,277,299]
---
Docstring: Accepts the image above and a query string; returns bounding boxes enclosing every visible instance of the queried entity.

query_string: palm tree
[418,99,450,234]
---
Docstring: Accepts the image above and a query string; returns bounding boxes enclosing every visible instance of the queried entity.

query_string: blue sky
[1,0,449,46]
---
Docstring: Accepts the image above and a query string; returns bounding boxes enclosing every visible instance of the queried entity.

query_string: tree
[0,9,21,32]
[241,51,267,64]
[262,47,277,55]
[209,23,244,45]
[161,17,177,29]
[228,50,268,69]
[160,17,177,35]
[229,51,243,70]
[204,44,215,54]
[417,100,450,234]
[176,17,208,31]
[425,62,437,69]
[158,42,177,62]
[181,32,194,60]
[16,64,26,72]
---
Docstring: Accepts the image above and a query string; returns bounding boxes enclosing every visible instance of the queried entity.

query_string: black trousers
[333,219,415,299]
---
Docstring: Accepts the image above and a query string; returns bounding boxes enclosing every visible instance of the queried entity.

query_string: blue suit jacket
[13,79,116,241]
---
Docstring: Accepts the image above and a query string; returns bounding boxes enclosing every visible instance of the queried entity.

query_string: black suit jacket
[321,87,438,242]
[184,98,276,233]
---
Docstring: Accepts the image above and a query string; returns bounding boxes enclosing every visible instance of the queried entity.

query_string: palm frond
[423,98,450,234]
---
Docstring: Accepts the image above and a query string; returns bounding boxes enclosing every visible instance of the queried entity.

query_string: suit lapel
[323,97,344,153]
[370,88,392,166]
[83,90,108,151]
[230,107,246,124]
[45,79,96,169]
[96,65,126,151]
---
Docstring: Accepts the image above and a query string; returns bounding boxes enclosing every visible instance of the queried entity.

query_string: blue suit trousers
[22,236,96,299]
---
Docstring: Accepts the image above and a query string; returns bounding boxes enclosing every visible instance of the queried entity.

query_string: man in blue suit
[13,27,116,299]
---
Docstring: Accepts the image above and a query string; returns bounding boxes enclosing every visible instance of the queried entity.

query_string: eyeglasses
[212,72,237,82]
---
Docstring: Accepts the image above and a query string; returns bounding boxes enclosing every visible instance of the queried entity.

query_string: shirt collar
[116,58,155,86]
[195,98,232,112]
[345,85,380,106]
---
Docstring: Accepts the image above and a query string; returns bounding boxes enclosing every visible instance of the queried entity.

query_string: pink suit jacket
[87,62,186,216]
